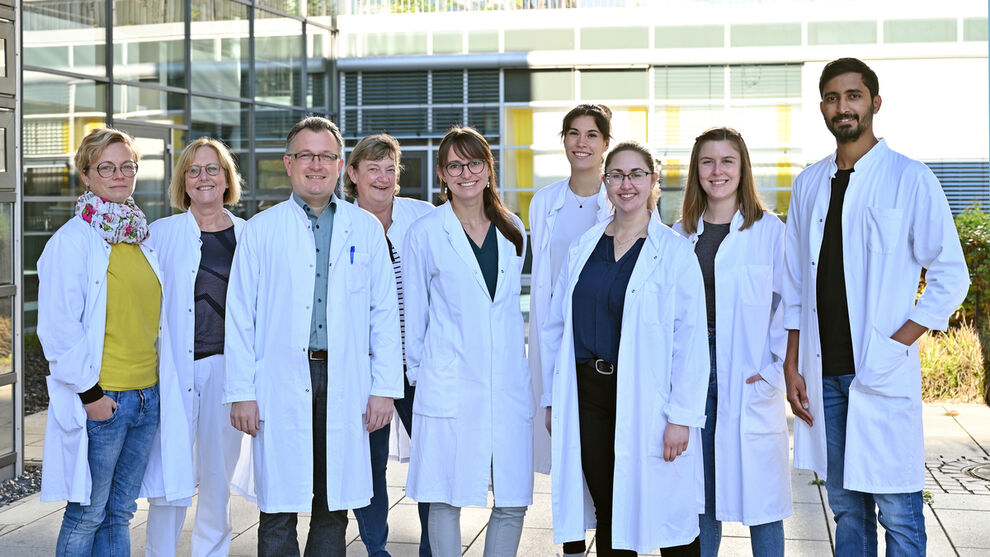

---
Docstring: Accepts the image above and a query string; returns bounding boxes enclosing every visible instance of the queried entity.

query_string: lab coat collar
[826,138,889,177]
[441,202,495,298]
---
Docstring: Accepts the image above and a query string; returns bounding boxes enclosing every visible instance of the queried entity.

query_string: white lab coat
[384,196,434,459]
[528,178,611,475]
[223,197,403,512]
[542,213,709,552]
[146,210,246,495]
[403,202,534,508]
[37,216,195,505]
[353,195,435,460]
[783,139,970,493]
[673,211,792,526]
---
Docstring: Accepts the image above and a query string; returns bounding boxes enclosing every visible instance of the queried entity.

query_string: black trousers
[576,362,700,557]
[258,360,348,557]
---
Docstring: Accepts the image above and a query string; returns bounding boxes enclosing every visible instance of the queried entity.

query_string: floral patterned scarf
[75,190,150,244]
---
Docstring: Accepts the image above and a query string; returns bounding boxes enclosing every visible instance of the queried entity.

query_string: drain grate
[964,463,990,482]
[926,456,990,495]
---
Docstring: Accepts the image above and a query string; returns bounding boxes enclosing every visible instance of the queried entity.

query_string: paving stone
[930,508,990,549]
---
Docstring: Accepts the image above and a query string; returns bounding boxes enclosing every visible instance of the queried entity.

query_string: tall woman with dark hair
[674,127,791,556]
[404,127,531,556]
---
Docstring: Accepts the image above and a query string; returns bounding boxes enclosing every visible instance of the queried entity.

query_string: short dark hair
[285,116,344,155]
[819,58,879,99]
[560,103,613,141]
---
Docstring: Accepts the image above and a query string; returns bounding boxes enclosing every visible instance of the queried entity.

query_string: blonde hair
[74,128,139,179]
[343,134,403,199]
[168,138,243,211]
[603,141,661,210]
[680,127,765,235]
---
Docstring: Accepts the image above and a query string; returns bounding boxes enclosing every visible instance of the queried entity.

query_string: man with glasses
[225,116,402,556]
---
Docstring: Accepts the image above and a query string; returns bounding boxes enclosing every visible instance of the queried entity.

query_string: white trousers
[146,355,243,557]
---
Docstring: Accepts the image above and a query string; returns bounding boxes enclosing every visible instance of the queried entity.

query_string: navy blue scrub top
[467,223,498,300]
[572,233,646,366]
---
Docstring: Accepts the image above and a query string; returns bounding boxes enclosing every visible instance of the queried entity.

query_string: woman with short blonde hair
[40,127,192,556]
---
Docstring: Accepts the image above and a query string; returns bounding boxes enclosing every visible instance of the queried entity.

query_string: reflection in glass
[0,38,6,77]
[113,83,185,126]
[24,0,107,76]
[257,0,303,17]
[0,204,11,285]
[0,384,11,456]
[113,0,185,88]
[0,127,6,173]
[191,0,249,98]
[255,12,304,106]
[129,136,169,222]
[190,96,252,203]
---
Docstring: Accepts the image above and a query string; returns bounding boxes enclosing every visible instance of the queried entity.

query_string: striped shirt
[387,236,406,363]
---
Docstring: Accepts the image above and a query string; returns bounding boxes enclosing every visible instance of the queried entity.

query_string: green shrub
[920,323,986,402]
[954,206,990,329]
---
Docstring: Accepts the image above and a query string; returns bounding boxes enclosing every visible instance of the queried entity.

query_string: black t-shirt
[194,226,236,360]
[816,169,856,376]
[694,221,731,330]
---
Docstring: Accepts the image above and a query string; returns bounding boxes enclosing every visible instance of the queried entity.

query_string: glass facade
[22,0,335,329]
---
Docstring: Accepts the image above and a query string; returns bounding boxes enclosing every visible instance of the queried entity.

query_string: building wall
[332,1,989,228]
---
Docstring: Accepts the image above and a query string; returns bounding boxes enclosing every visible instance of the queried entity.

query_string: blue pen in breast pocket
[350,245,355,264]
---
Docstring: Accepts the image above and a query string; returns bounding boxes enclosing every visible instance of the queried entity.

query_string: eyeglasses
[90,161,138,178]
[187,163,222,178]
[443,159,485,177]
[605,170,651,185]
[289,152,340,164]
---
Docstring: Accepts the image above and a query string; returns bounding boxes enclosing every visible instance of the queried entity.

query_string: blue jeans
[699,331,783,557]
[354,370,431,557]
[56,385,160,557]
[822,374,927,556]
[258,360,347,557]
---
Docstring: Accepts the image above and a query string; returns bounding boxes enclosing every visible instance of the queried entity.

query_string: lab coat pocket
[642,282,673,326]
[865,208,903,254]
[856,327,911,398]
[413,353,458,418]
[46,376,86,432]
[740,264,772,307]
[742,378,787,434]
[346,253,371,293]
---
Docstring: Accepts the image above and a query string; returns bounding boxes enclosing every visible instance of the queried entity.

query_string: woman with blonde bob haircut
[673,127,791,556]
[167,137,243,211]
[145,137,247,556]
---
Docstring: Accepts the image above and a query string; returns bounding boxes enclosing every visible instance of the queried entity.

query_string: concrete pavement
[2,403,990,556]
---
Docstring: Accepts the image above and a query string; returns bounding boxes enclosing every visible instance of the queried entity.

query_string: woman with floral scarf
[37,128,192,556]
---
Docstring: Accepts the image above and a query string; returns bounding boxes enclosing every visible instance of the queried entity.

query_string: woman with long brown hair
[674,127,791,556]
[403,127,531,556]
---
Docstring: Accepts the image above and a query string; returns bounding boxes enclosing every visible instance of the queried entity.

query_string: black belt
[308,349,328,361]
[579,358,615,375]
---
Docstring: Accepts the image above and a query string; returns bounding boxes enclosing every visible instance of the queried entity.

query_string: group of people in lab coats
[37,56,969,557]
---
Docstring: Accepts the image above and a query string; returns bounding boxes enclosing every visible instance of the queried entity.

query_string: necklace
[568,185,593,209]
[611,223,648,250]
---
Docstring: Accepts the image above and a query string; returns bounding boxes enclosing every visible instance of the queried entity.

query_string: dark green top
[292,193,336,351]
[467,223,498,300]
